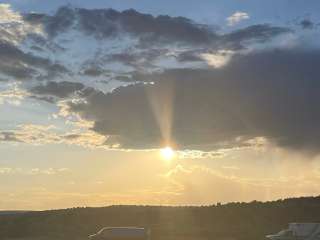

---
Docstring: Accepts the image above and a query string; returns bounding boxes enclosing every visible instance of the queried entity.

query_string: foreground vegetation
[1,196,320,240]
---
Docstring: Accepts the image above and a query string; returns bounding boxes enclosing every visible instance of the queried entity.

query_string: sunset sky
[1,0,320,210]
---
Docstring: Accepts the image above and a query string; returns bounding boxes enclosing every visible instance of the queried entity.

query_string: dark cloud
[45,6,76,36]
[0,42,37,79]
[0,41,67,80]
[176,50,204,62]
[29,95,56,103]
[66,49,320,153]
[34,6,289,49]
[221,24,292,49]
[299,19,314,29]
[108,49,168,70]
[0,132,22,142]
[23,12,47,25]
[5,6,290,80]
[31,81,85,98]
[39,6,215,44]
[81,67,105,77]
[63,134,81,140]
[114,75,133,82]
[1,6,305,152]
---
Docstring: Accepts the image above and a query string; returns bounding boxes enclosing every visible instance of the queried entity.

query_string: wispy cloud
[0,167,69,175]
[0,82,30,106]
[0,124,106,149]
[163,164,320,204]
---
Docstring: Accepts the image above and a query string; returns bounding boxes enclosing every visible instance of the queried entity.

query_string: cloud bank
[1,4,320,155]
[55,49,319,153]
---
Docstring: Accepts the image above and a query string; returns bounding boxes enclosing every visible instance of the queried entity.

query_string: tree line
[1,196,320,240]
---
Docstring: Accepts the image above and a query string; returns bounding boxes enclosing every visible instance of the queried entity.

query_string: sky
[1,0,320,210]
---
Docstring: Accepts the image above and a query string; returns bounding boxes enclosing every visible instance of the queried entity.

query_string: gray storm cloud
[0,42,67,80]
[37,6,290,52]
[65,49,320,153]
[31,81,85,98]
[2,5,318,153]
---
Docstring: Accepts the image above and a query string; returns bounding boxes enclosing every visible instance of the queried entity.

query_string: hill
[0,211,31,216]
[1,196,320,240]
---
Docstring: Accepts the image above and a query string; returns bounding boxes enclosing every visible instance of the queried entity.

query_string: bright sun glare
[160,147,175,161]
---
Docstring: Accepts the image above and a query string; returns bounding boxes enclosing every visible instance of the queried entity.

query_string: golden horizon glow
[160,147,175,161]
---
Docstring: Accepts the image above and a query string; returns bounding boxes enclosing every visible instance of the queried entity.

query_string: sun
[160,147,175,161]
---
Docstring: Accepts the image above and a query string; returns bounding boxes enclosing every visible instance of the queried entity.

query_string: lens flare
[160,147,175,161]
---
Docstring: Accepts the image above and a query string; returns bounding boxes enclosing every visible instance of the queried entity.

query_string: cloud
[0,82,30,105]
[0,124,60,145]
[61,131,107,148]
[0,4,22,23]
[0,41,67,80]
[0,167,69,175]
[107,48,169,71]
[31,81,85,98]
[0,3,44,45]
[0,167,18,174]
[0,124,106,148]
[44,6,215,45]
[227,11,250,26]
[299,19,315,29]
[0,5,290,82]
[33,6,288,48]
[163,164,320,204]
[164,165,260,204]
[176,149,225,159]
[63,49,320,154]
[222,24,292,46]
[0,5,301,153]
[200,50,234,68]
